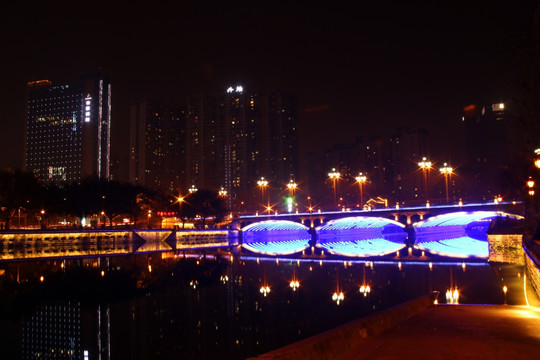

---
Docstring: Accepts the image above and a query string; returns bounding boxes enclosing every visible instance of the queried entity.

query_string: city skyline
[1,2,538,174]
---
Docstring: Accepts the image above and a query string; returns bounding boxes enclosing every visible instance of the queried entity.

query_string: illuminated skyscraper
[25,73,112,184]
[389,126,430,203]
[184,87,298,210]
[129,101,186,192]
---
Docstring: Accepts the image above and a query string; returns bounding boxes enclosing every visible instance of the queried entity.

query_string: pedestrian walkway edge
[248,294,435,360]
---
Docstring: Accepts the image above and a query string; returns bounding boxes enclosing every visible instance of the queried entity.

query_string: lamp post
[287,180,297,197]
[257,177,268,202]
[328,168,340,208]
[527,178,535,197]
[355,173,367,208]
[418,157,432,203]
[189,185,198,193]
[257,177,269,213]
[439,163,453,203]
[218,187,227,197]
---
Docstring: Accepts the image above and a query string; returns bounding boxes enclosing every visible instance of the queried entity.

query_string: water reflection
[0,253,522,360]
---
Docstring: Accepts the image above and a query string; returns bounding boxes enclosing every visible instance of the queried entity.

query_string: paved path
[339,304,540,360]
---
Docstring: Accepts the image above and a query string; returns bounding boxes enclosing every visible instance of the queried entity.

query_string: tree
[0,170,42,229]
[185,190,227,228]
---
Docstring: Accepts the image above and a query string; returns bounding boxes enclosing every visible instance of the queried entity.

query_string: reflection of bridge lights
[398,262,402,270]
[260,285,271,297]
[462,262,466,271]
[190,280,198,289]
[429,262,433,271]
[503,285,508,305]
[290,268,300,291]
[359,285,371,297]
[446,287,459,304]
[220,275,229,284]
[332,291,345,305]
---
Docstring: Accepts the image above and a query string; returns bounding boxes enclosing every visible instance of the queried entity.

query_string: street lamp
[528,178,535,196]
[439,163,453,203]
[189,185,198,193]
[355,172,367,208]
[218,187,227,197]
[418,157,432,202]
[257,177,268,201]
[287,179,297,197]
[328,168,341,208]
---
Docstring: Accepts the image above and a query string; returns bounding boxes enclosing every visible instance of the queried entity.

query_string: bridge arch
[315,216,407,257]
[241,220,311,256]
[414,211,523,258]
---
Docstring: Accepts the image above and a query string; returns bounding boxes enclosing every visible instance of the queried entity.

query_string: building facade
[184,87,298,211]
[129,101,185,193]
[389,126,430,204]
[25,73,111,184]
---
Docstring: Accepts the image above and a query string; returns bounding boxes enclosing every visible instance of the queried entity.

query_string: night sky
[1,1,537,176]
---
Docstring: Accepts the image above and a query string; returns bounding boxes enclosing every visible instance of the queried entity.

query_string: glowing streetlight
[418,157,432,202]
[439,163,453,203]
[218,187,227,197]
[287,180,297,197]
[527,178,535,196]
[260,285,271,297]
[257,177,268,202]
[503,285,508,305]
[189,185,198,193]
[328,168,341,208]
[355,173,367,208]
[332,291,344,305]
[535,149,540,168]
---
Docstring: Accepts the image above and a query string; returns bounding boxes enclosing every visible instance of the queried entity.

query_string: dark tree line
[0,170,228,230]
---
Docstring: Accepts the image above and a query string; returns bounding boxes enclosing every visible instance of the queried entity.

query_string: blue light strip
[241,238,310,255]
[317,238,406,257]
[415,211,522,228]
[238,256,491,267]
[416,236,489,258]
[242,219,309,232]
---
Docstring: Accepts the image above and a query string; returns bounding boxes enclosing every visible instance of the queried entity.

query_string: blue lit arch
[241,220,311,255]
[316,217,407,257]
[414,211,523,258]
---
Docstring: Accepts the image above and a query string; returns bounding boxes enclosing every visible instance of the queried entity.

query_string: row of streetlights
[183,157,454,214]
[418,157,454,203]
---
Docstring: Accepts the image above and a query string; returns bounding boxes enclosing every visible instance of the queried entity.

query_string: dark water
[0,252,520,360]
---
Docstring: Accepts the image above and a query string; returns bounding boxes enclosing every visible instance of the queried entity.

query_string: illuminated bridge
[237,202,524,260]
[236,201,523,228]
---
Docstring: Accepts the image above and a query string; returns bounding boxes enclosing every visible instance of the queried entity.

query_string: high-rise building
[461,102,509,200]
[25,73,111,184]
[129,101,185,193]
[184,87,298,211]
[389,126,430,204]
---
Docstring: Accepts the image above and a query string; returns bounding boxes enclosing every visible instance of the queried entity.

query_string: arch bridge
[236,201,524,229]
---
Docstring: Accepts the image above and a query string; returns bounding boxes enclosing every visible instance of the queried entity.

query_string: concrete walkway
[339,304,540,360]
[251,296,540,360]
